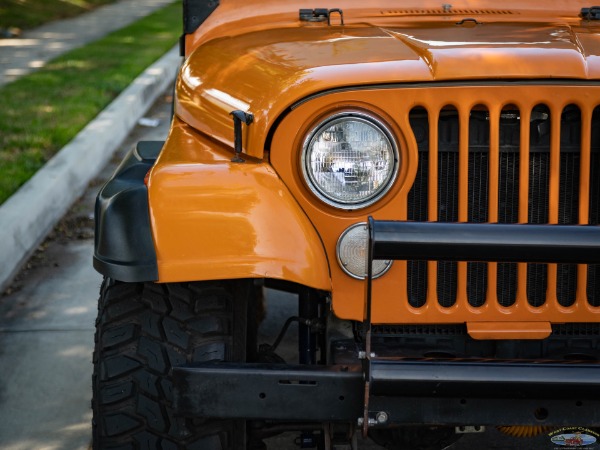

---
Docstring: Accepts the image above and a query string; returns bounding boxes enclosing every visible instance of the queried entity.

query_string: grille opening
[407,107,429,307]
[527,104,551,307]
[497,104,520,307]
[557,105,582,307]
[588,107,600,307]
[437,105,459,307]
[467,105,489,307]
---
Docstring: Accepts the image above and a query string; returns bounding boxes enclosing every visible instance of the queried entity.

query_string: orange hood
[175,20,600,157]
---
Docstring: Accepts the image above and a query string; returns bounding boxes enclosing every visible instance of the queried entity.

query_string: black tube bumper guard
[173,220,600,429]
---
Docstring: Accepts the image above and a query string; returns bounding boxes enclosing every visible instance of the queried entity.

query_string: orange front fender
[147,119,331,291]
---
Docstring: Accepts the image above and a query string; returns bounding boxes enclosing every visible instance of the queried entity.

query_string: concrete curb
[0,45,180,291]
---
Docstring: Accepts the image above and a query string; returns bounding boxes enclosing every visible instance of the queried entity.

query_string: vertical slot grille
[557,106,581,307]
[437,110,459,307]
[526,106,550,307]
[467,110,489,307]
[588,107,600,307]
[407,110,429,307]
[406,98,599,312]
[497,112,520,307]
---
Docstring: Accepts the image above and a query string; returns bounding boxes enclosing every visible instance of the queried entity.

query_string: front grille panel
[272,84,600,325]
[405,92,600,315]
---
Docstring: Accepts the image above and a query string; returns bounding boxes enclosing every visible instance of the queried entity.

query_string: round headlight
[337,223,392,279]
[302,112,399,209]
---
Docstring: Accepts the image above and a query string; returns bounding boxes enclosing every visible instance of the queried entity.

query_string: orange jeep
[92,1,600,448]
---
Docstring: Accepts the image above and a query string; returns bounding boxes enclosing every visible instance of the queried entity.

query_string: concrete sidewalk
[0,0,175,87]
[0,94,174,450]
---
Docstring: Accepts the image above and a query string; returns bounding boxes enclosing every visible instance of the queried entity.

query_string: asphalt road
[0,91,569,450]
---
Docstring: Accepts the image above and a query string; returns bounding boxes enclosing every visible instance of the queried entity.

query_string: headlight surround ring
[301,111,400,210]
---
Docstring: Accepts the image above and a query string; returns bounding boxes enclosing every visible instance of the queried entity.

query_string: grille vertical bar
[457,107,470,309]
[578,107,592,307]
[487,107,500,307]
[546,105,564,308]
[427,109,440,308]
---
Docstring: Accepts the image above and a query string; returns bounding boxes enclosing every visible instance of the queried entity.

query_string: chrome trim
[301,111,400,210]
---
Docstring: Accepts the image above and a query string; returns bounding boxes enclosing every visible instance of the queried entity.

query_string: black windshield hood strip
[264,79,600,153]
[289,79,600,111]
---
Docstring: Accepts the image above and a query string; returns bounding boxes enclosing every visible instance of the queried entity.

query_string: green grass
[0,0,118,30]
[0,1,180,204]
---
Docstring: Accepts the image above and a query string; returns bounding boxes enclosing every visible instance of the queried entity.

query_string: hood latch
[299,8,344,26]
[230,110,253,163]
[581,7,600,20]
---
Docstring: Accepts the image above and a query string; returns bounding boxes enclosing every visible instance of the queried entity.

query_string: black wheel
[92,278,256,449]
[369,426,462,450]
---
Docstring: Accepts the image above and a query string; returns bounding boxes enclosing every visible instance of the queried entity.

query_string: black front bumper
[172,357,600,427]
[173,220,600,428]
[366,219,600,265]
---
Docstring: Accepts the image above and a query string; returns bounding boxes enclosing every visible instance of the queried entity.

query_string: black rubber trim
[290,79,600,110]
[183,0,220,35]
[93,141,163,282]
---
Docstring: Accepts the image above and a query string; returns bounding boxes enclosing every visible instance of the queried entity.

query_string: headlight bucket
[301,112,399,210]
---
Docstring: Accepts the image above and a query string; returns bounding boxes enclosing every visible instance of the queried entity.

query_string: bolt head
[376,411,389,424]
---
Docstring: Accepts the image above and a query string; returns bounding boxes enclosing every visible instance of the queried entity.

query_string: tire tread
[93,279,249,449]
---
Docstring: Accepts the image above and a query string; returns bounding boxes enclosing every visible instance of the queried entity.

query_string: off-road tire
[92,278,255,449]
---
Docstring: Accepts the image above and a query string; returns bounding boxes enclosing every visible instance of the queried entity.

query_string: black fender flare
[93,141,161,282]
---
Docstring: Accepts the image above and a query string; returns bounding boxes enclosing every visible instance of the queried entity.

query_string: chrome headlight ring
[301,111,400,210]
